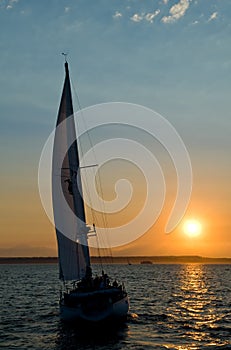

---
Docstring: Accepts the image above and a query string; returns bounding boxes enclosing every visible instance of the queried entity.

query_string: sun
[183,219,202,238]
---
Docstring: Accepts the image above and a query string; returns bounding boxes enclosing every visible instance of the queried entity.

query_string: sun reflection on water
[166,264,228,348]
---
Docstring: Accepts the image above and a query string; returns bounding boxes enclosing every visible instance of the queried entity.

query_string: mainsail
[52,62,90,281]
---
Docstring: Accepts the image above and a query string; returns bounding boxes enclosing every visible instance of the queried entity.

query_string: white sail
[52,62,90,281]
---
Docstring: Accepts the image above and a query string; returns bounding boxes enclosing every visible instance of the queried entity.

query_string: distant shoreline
[0,256,231,264]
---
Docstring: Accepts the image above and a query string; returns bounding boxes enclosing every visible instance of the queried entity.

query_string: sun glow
[183,219,202,238]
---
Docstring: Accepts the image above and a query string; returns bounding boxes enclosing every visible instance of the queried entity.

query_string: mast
[52,61,91,281]
[63,62,91,269]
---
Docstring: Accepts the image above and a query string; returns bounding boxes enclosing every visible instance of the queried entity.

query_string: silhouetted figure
[102,271,110,287]
[93,275,100,289]
[113,279,118,288]
[64,179,73,195]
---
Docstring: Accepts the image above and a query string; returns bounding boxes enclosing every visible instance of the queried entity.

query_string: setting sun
[183,219,202,238]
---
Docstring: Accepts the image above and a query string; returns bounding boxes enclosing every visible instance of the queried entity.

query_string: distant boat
[127,258,132,265]
[140,261,153,264]
[52,61,129,323]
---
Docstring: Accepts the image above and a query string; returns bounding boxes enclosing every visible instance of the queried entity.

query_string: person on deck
[64,179,73,195]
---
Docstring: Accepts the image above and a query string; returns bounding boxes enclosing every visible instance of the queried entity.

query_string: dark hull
[60,288,129,322]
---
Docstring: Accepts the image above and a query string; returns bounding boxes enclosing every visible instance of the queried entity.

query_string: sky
[0,0,231,257]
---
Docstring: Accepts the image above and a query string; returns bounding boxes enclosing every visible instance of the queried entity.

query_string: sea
[0,263,230,350]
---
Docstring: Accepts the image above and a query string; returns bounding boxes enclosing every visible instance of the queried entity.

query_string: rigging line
[71,76,113,259]
[70,86,109,263]
[94,173,113,263]
[69,76,98,229]
[94,224,103,273]
[81,166,112,263]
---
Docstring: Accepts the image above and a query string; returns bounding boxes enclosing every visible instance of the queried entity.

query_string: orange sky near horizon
[1,156,230,259]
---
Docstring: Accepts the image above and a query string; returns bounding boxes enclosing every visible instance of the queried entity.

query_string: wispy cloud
[162,0,190,23]
[64,7,70,13]
[192,20,199,25]
[145,10,160,23]
[130,13,143,23]
[113,11,122,19]
[208,11,218,22]
[163,0,168,4]
[130,10,160,23]
[4,0,18,10]
[20,9,30,16]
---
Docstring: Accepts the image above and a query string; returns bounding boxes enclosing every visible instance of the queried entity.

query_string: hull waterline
[60,295,129,323]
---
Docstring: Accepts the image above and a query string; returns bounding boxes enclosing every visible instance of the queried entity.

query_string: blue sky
[0,0,231,256]
[1,0,230,133]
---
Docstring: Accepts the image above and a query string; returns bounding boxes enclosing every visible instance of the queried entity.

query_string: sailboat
[52,60,129,323]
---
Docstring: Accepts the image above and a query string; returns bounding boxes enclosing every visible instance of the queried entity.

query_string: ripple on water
[0,264,230,350]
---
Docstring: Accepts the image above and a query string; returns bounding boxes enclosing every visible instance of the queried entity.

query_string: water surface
[0,264,230,349]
